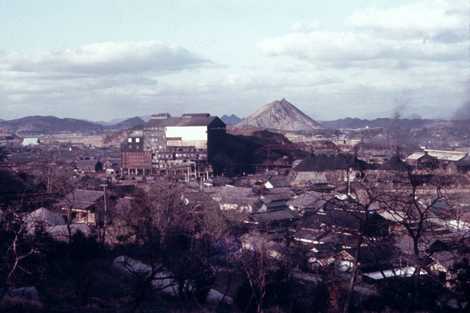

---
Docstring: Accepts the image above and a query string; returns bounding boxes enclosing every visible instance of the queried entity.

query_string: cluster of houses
[4,118,470,309]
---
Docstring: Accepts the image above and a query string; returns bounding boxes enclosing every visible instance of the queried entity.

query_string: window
[128,138,132,143]
[136,138,140,143]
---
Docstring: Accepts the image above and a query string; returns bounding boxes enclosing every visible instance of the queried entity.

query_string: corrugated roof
[407,149,467,162]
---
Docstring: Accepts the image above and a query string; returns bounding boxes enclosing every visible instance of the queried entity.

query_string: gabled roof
[266,176,290,188]
[261,193,291,204]
[289,191,326,210]
[62,189,104,210]
[407,149,467,162]
[25,208,65,227]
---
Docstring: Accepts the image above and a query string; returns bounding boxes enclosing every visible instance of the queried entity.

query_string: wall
[165,126,208,149]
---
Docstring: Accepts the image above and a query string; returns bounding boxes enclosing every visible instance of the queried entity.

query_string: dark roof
[457,155,470,168]
[266,176,290,188]
[62,189,104,210]
[146,114,225,128]
[289,191,326,210]
[358,244,401,271]
[294,154,370,172]
[249,209,298,224]
[379,155,411,171]
[75,159,97,169]
[261,193,291,204]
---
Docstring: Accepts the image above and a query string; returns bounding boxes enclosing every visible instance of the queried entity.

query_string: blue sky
[0,0,469,121]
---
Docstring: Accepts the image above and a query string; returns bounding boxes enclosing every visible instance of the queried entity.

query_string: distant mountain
[321,118,439,129]
[221,114,242,125]
[0,116,103,135]
[236,98,321,131]
[106,117,145,131]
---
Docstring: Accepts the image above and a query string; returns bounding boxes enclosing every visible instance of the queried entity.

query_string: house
[291,154,370,186]
[288,191,327,215]
[259,193,291,212]
[74,159,99,174]
[23,207,92,241]
[406,149,467,173]
[210,185,259,213]
[25,207,65,233]
[319,201,391,238]
[264,175,290,189]
[377,154,411,172]
[244,209,299,233]
[362,266,427,283]
[22,137,40,146]
[59,189,105,224]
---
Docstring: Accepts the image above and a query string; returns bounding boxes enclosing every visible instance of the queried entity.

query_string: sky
[0,0,469,121]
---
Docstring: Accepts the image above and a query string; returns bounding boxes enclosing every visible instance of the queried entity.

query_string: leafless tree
[380,172,446,274]
[239,246,270,313]
[0,210,38,302]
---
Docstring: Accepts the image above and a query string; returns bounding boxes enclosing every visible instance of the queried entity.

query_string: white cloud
[0,41,216,120]
[259,31,468,66]
[2,41,209,75]
[259,0,470,65]
[349,0,470,42]
[1,1,469,121]
[255,0,470,118]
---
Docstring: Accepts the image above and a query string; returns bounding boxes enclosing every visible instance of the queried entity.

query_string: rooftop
[146,114,225,128]
[407,149,467,162]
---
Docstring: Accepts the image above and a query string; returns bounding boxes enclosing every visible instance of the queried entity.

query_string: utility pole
[100,183,108,243]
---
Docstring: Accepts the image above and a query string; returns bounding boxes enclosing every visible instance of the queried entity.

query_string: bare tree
[381,172,446,274]
[0,210,38,302]
[238,247,270,313]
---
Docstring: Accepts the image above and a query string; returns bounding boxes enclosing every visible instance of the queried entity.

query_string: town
[1,98,470,313]
[2,0,470,312]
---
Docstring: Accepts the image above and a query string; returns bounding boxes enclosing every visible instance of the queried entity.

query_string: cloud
[259,31,467,66]
[255,0,470,119]
[1,1,469,121]
[258,0,469,67]
[348,0,470,42]
[0,41,216,120]
[2,41,209,75]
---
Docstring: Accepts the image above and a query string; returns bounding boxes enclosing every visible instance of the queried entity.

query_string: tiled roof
[249,209,298,223]
[294,154,370,172]
[62,189,104,210]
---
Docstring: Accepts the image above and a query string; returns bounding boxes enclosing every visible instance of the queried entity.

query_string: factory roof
[146,114,225,128]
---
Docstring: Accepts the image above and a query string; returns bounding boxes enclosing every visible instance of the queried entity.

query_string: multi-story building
[120,131,153,176]
[121,113,226,178]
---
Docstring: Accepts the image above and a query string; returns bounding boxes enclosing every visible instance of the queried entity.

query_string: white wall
[165,126,207,149]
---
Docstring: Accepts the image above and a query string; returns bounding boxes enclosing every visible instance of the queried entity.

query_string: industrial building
[121,113,226,179]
